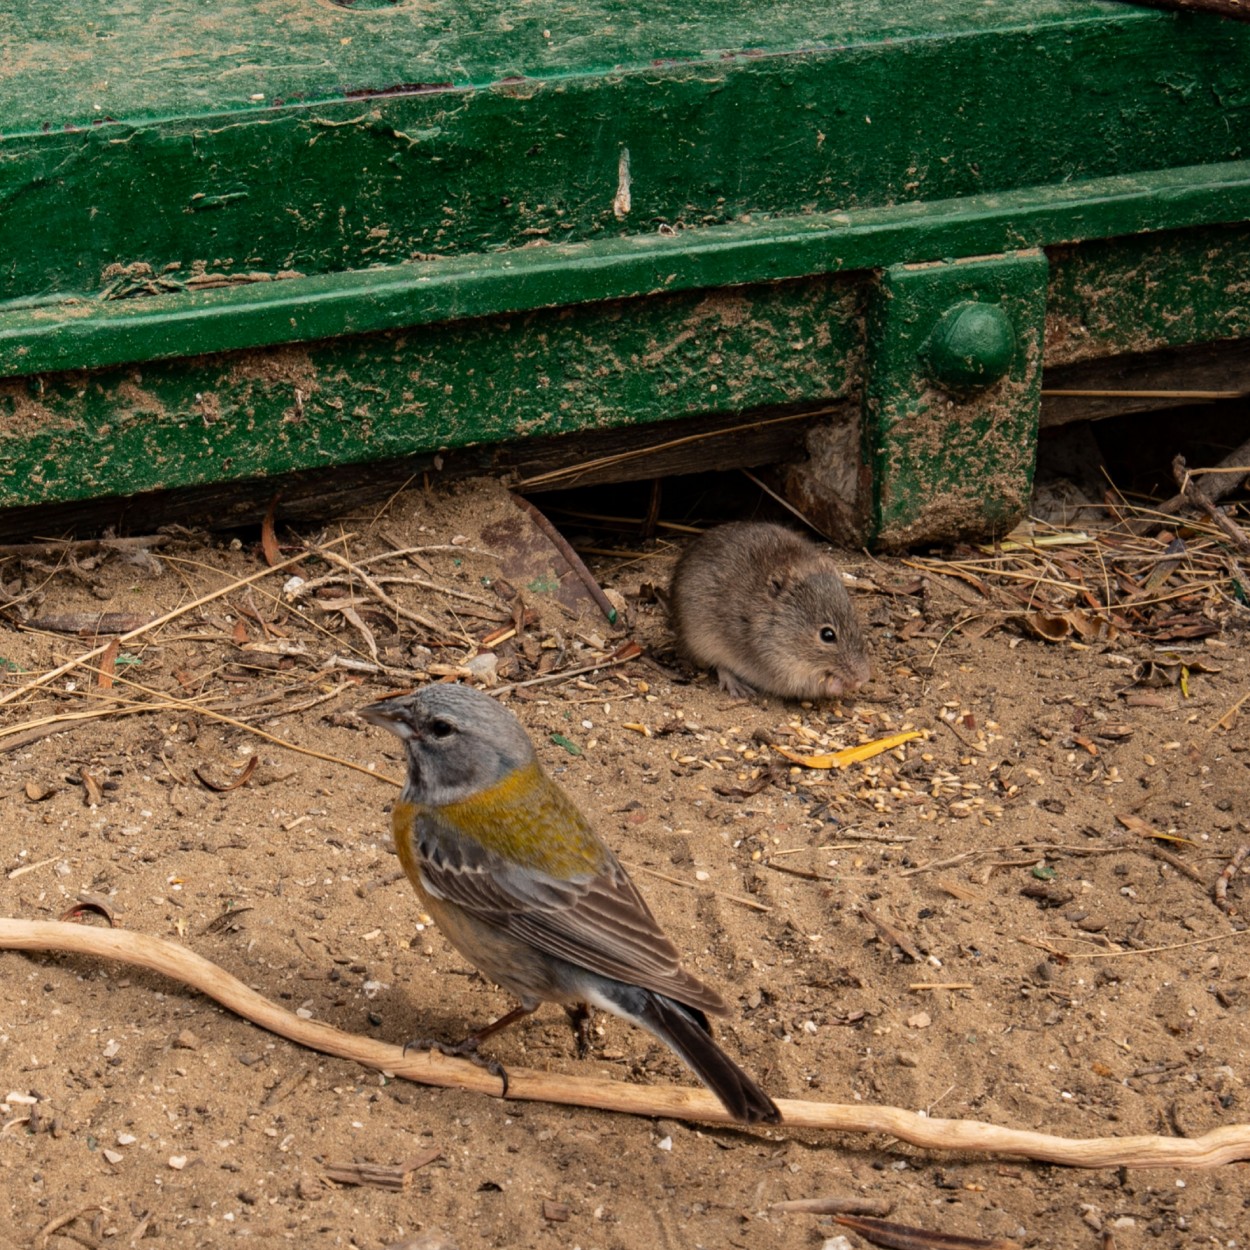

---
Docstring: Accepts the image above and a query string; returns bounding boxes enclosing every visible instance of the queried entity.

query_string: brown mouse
[669,521,871,701]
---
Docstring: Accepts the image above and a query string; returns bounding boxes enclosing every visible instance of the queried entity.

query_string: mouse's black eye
[428,718,456,739]
[819,626,838,645]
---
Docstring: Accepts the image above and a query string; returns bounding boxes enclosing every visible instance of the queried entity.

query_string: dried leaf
[1132,657,1219,689]
[1150,615,1220,642]
[1022,612,1071,642]
[833,1212,1021,1250]
[203,905,254,934]
[774,731,922,770]
[981,530,1092,553]
[1116,812,1198,846]
[95,637,121,689]
[1021,610,1116,643]
[261,495,282,567]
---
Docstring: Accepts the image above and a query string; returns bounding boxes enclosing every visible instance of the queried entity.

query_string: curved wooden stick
[4,919,1248,1169]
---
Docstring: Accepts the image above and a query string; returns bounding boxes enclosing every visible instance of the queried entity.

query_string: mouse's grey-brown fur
[669,522,871,701]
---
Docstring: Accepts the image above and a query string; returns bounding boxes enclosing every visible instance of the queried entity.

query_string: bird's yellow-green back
[393,761,609,882]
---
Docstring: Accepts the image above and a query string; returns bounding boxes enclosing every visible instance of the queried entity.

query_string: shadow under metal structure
[1,1,1249,545]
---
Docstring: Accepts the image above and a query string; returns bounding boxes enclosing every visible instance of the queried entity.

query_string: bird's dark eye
[428,718,455,739]
[819,626,838,645]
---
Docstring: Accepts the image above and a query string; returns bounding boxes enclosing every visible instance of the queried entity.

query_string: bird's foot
[401,1035,511,1096]
[564,1003,595,1059]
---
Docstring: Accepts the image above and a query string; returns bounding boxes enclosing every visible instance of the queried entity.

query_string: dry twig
[4,919,1250,1168]
[1215,845,1250,916]
[316,549,467,642]
[1173,455,1250,555]
[0,540,351,711]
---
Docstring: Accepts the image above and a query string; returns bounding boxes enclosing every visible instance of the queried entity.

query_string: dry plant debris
[2,472,1249,1248]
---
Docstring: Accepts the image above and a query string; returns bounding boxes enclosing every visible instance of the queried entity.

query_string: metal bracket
[865,250,1049,549]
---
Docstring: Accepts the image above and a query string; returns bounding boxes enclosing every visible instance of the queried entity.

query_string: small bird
[359,683,780,1125]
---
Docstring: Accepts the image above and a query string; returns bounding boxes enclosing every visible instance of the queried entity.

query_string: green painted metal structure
[2,1,1249,544]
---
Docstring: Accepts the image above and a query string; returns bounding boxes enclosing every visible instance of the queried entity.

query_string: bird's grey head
[358,684,537,806]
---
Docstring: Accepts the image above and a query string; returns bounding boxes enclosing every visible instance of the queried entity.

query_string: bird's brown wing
[415,808,727,1015]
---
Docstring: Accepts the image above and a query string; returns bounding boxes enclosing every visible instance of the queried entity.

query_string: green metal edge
[0,1,1164,132]
[3,159,1250,380]
[0,277,864,506]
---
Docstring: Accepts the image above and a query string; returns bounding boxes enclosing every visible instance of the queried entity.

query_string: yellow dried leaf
[1115,812,1198,846]
[773,730,923,770]
[981,530,1092,553]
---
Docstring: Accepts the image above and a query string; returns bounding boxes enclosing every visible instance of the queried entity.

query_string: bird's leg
[402,1004,538,1097]
[564,1002,594,1058]
[464,1003,537,1047]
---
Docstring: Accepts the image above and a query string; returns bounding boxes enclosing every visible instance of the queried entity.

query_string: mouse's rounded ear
[766,570,790,598]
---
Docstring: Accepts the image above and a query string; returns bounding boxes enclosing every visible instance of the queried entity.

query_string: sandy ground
[1,478,1247,1250]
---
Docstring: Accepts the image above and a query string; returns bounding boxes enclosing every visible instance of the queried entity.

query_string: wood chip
[771,1195,893,1217]
[59,895,117,926]
[96,636,121,689]
[859,904,926,963]
[261,495,283,567]
[323,1147,440,1190]
[79,767,104,807]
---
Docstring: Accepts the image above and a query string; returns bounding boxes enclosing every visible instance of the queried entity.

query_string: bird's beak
[357,697,415,737]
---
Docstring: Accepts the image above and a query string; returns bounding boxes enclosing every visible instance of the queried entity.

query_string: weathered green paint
[2,1,1250,540]
[3,161,1250,380]
[865,253,1050,548]
[0,279,861,506]
[1045,225,1250,367]
[3,2,1249,308]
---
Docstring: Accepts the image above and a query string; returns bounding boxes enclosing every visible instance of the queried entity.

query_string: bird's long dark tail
[620,988,781,1125]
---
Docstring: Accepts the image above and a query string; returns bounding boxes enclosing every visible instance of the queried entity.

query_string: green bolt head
[925,301,1016,394]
